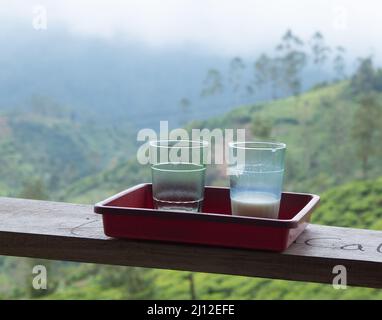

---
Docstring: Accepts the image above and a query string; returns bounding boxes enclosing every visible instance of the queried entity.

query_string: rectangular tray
[94,183,320,252]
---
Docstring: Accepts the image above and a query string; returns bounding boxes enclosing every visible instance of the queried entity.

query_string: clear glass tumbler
[228,142,286,219]
[149,140,208,212]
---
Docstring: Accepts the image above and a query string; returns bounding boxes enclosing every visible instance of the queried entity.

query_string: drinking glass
[228,142,286,218]
[149,140,208,212]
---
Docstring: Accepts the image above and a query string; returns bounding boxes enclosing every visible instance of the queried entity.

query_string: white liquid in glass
[231,192,280,219]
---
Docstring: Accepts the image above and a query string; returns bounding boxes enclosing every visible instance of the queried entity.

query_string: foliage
[0,97,135,197]
[309,31,330,67]
[333,46,347,81]
[351,92,382,178]
[313,177,382,230]
[251,116,273,139]
[201,69,224,97]
[275,29,307,97]
[200,29,344,106]
[19,179,49,201]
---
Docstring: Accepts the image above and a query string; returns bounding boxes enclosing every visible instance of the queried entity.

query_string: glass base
[153,198,203,212]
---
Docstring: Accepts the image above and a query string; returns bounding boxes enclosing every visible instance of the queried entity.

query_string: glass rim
[151,162,206,172]
[229,141,286,150]
[149,139,209,149]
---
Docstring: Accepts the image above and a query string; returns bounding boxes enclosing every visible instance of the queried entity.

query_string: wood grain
[0,197,381,288]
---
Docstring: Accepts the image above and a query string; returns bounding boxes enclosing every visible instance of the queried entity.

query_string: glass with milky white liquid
[228,142,286,219]
[149,140,208,212]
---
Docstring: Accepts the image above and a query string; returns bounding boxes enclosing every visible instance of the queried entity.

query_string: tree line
[179,29,348,113]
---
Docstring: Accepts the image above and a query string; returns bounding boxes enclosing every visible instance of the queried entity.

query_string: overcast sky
[1,0,382,59]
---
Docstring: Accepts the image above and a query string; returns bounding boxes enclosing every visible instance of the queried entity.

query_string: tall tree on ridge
[310,31,331,70]
[200,69,223,97]
[269,57,282,99]
[333,46,347,82]
[179,97,191,124]
[254,54,271,98]
[229,57,246,105]
[351,57,375,94]
[276,29,307,98]
[229,57,246,93]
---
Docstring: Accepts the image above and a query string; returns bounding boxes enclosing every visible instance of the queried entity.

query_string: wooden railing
[0,197,381,288]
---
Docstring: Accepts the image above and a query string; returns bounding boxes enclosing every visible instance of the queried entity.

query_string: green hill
[58,159,150,203]
[0,103,135,197]
[313,176,382,230]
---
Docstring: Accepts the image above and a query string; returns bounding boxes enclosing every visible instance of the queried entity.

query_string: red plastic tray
[94,183,320,252]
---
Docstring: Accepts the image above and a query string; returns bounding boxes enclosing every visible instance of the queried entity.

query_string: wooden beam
[0,197,381,288]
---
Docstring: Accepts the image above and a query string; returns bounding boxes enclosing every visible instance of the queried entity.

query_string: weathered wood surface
[0,197,381,288]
